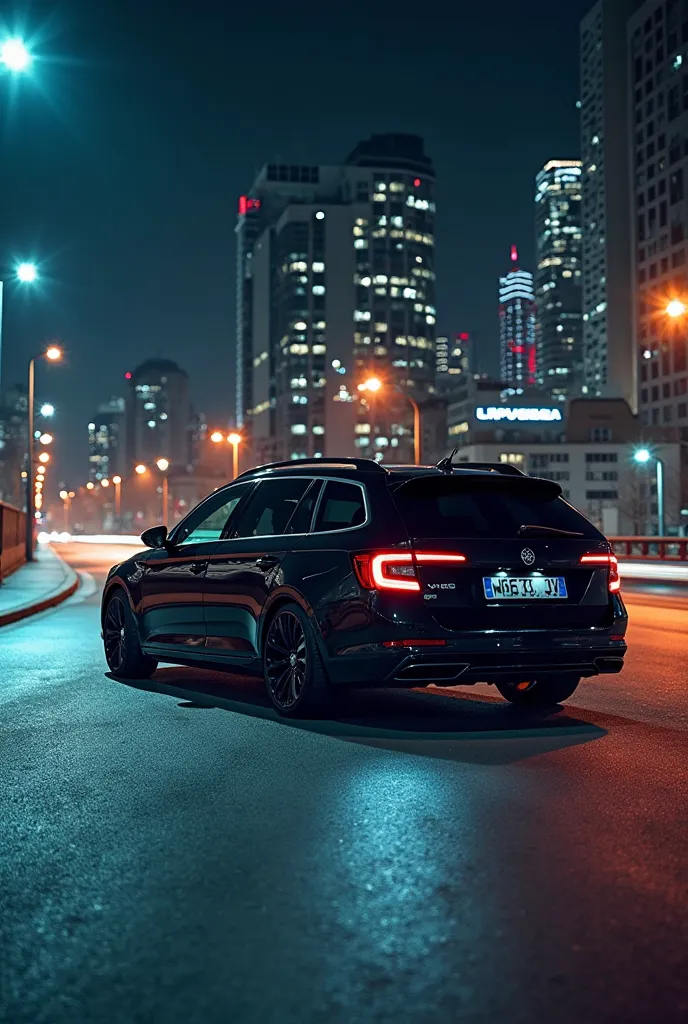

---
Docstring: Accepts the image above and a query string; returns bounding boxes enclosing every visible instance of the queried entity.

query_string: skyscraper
[628,0,688,438]
[235,134,437,464]
[125,359,191,470]
[87,397,126,482]
[580,0,643,407]
[499,246,537,390]
[534,160,584,401]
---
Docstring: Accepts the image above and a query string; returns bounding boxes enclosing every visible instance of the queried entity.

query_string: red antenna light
[238,195,248,216]
[510,245,518,263]
[125,372,132,380]
[458,332,469,341]
[413,178,421,187]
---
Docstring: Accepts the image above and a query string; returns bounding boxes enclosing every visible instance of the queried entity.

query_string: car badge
[520,547,535,566]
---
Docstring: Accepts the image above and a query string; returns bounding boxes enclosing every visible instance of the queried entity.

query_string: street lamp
[16,261,38,283]
[357,376,422,465]
[0,38,32,73]
[59,490,72,531]
[135,463,147,476]
[112,475,122,520]
[26,345,62,561]
[634,448,665,536]
[39,403,54,418]
[156,459,170,526]
[210,430,242,478]
[227,433,241,480]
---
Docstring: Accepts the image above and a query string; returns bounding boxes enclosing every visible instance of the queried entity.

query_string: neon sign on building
[475,406,563,423]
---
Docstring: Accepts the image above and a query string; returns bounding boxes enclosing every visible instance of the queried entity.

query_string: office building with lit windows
[125,359,191,470]
[628,0,688,439]
[436,333,470,392]
[499,246,537,390]
[534,160,584,401]
[87,397,126,482]
[580,0,642,407]
[236,134,437,465]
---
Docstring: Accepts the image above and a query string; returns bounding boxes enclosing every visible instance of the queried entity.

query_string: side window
[286,480,322,534]
[178,485,250,545]
[313,481,366,532]
[230,477,312,538]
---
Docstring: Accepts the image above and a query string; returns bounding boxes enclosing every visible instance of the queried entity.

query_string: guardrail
[0,501,26,579]
[609,536,688,561]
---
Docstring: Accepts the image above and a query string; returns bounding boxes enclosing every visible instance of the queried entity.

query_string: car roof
[234,457,516,485]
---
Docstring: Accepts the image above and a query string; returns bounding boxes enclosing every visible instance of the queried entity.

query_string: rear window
[391,476,601,540]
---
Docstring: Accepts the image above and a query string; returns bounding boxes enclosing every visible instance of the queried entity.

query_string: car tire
[263,603,332,717]
[495,673,581,708]
[103,591,158,679]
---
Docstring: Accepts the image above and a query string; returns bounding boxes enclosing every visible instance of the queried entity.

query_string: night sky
[2,0,593,485]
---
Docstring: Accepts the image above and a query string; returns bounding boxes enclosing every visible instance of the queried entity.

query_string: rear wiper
[517,524,584,538]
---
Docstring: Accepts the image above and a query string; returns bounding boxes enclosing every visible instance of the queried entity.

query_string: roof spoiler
[436,450,525,477]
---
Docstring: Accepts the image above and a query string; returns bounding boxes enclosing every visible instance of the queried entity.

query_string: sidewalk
[0,545,79,627]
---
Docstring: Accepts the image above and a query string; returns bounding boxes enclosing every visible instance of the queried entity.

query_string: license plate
[483,576,568,600]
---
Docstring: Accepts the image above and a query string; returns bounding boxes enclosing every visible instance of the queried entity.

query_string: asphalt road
[1,544,686,1024]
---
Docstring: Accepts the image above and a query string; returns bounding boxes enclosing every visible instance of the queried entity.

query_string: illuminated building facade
[125,359,191,470]
[628,0,688,438]
[87,398,126,482]
[436,332,470,391]
[580,0,641,406]
[238,135,437,463]
[534,160,584,401]
[499,246,537,390]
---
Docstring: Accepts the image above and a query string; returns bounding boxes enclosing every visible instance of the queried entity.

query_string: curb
[0,551,80,627]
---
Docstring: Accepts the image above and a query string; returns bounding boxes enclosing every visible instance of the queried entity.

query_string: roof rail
[436,450,525,477]
[236,457,387,480]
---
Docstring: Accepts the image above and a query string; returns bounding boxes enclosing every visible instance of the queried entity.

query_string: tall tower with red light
[499,246,537,389]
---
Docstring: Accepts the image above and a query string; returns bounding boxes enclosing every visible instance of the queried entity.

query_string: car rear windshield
[391,475,602,540]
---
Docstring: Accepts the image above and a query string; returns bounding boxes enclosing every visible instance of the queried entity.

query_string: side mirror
[141,524,169,550]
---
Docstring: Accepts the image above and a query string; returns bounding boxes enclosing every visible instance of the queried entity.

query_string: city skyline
[0,0,592,482]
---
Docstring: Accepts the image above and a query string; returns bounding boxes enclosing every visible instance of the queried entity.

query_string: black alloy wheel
[495,672,581,708]
[103,592,158,679]
[263,605,331,717]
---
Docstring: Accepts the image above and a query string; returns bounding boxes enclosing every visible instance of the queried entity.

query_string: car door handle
[256,556,279,570]
[189,562,207,575]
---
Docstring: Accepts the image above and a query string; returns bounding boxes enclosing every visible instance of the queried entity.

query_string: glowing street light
[156,459,170,525]
[16,261,38,284]
[101,478,110,487]
[665,299,687,319]
[1,38,32,73]
[112,475,122,519]
[227,433,241,480]
[40,403,54,417]
[39,433,52,445]
[25,345,63,560]
[357,376,421,465]
[210,431,224,444]
[634,447,665,535]
[135,463,147,475]
[86,481,95,490]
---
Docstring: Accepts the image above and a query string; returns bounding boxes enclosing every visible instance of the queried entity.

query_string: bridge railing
[0,501,26,579]
[609,536,688,561]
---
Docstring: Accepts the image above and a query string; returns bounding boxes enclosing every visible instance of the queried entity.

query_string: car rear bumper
[327,632,627,687]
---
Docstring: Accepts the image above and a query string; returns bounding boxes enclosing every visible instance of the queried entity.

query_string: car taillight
[352,551,467,593]
[580,553,620,593]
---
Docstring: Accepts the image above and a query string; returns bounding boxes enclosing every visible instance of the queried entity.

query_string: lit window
[373,193,386,202]
[375,436,389,446]
[354,239,368,249]
[312,285,325,295]
[289,344,309,355]
[391,215,403,228]
[291,424,307,435]
[294,320,307,330]
[354,310,371,321]
[389,182,404,192]
[374,322,388,332]
[375,182,386,191]
[315,211,325,220]
[160,413,168,421]
[312,261,325,273]
[425,315,436,325]
[147,420,156,428]
[359,276,371,287]
[312,425,325,435]
[403,287,416,299]
[312,344,326,354]
[355,423,371,434]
